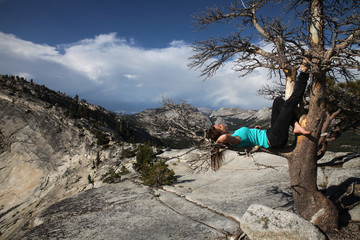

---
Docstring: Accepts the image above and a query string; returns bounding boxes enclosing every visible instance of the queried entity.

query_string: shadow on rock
[318,153,360,167]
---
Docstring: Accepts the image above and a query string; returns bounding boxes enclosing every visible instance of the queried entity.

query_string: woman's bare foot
[294,122,311,135]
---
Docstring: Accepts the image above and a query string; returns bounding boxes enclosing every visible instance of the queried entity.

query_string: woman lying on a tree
[206,62,311,170]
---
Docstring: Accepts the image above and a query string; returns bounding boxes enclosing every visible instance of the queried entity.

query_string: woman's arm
[216,134,240,145]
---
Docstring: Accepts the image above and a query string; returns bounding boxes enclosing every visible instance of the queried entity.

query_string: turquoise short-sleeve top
[232,127,270,149]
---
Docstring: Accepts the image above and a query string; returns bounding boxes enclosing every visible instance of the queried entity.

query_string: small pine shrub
[140,160,177,187]
[77,105,88,118]
[121,148,136,159]
[133,143,155,172]
[79,128,85,138]
[88,175,94,185]
[92,151,102,169]
[120,165,130,175]
[94,130,110,146]
[101,168,122,183]
[133,143,177,187]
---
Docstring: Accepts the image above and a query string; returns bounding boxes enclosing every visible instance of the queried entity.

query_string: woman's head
[206,124,228,141]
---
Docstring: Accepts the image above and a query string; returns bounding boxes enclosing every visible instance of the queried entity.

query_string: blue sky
[0,0,274,113]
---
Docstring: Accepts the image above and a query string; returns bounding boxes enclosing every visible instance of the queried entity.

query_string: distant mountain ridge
[130,103,212,148]
[130,104,273,148]
[0,74,273,149]
[206,107,271,133]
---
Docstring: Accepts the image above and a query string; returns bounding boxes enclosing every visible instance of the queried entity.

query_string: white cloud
[0,32,58,58]
[124,74,142,80]
[0,32,274,112]
[169,40,187,47]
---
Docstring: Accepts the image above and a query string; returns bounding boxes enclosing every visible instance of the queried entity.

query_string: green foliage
[88,175,94,185]
[92,151,102,169]
[78,128,85,138]
[121,148,136,159]
[77,105,88,118]
[140,160,177,187]
[327,77,360,96]
[133,143,155,172]
[67,102,89,119]
[133,143,177,187]
[96,151,101,166]
[101,166,130,184]
[326,77,360,112]
[327,130,360,152]
[120,165,130,175]
[337,80,360,96]
[116,119,137,143]
[93,130,110,146]
[101,167,122,183]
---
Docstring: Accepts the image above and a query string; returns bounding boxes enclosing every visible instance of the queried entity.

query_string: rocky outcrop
[1,104,88,238]
[0,75,156,239]
[23,180,238,240]
[22,150,292,239]
[317,152,360,223]
[18,150,360,240]
[240,204,325,240]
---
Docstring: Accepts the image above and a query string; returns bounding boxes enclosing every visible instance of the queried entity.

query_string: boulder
[240,204,326,240]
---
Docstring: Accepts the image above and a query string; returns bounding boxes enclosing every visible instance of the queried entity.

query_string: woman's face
[213,124,228,134]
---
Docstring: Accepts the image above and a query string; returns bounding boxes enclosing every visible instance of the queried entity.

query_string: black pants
[266,72,309,148]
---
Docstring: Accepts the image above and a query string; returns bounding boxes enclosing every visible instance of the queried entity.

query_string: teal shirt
[232,127,270,149]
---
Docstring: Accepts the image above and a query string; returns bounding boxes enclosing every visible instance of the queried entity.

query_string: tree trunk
[286,0,339,232]
[287,70,338,233]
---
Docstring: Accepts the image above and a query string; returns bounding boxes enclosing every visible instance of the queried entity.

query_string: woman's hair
[210,146,224,171]
[206,125,225,171]
[206,125,223,142]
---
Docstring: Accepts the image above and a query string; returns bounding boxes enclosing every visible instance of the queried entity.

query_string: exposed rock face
[22,150,292,239]
[0,75,156,239]
[23,180,235,240]
[1,101,92,238]
[19,150,360,240]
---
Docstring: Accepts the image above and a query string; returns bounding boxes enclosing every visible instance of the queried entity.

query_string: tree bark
[284,68,297,100]
[286,0,339,232]
[287,71,338,232]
